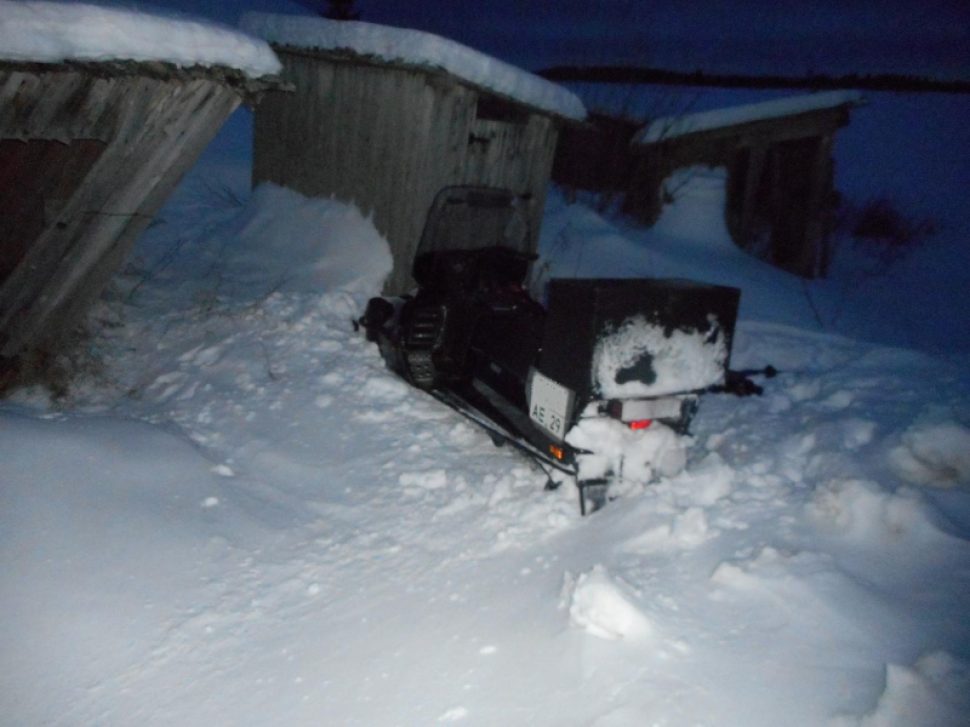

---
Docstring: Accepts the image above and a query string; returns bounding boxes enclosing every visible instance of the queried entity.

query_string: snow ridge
[0,1,281,78]
[240,12,586,120]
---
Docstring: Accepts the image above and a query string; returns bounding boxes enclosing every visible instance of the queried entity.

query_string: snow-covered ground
[2,133,969,723]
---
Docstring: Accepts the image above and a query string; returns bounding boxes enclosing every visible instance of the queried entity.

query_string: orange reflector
[628,419,653,431]
[549,444,565,460]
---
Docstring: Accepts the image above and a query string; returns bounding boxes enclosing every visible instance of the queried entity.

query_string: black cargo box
[537,278,741,406]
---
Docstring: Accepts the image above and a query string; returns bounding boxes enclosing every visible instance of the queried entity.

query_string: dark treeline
[293,1,360,20]
[537,66,970,94]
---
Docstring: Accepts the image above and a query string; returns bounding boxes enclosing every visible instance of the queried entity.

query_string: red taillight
[628,419,652,431]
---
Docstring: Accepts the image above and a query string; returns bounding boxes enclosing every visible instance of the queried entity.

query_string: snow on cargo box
[538,278,740,404]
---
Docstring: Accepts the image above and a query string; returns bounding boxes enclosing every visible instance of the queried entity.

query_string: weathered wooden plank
[738,144,767,250]
[811,134,836,276]
[0,66,245,372]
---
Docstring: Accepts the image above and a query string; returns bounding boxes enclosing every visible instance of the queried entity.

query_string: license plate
[528,369,574,441]
[618,396,684,421]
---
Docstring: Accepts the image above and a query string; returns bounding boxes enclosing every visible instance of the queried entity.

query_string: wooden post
[805,134,835,276]
[739,144,766,250]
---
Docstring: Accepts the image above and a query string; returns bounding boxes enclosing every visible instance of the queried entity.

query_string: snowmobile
[361,186,745,513]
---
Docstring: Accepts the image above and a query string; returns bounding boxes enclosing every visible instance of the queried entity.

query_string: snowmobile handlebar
[711,365,778,397]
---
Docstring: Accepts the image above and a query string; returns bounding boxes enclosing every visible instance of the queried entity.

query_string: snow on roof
[0,1,281,79]
[240,13,586,121]
[636,91,865,144]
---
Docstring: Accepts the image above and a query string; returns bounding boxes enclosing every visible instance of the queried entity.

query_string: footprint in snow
[437,707,468,722]
[399,469,448,490]
[315,340,342,353]
[820,390,854,410]
[192,345,223,367]
[319,372,343,387]
[359,376,410,401]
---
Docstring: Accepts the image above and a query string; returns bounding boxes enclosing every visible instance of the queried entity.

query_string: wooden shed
[242,14,586,294]
[0,4,280,391]
[551,112,641,202]
[625,92,864,277]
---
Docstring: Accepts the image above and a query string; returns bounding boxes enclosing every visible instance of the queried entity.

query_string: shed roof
[0,0,281,79]
[240,13,586,122]
[635,91,865,145]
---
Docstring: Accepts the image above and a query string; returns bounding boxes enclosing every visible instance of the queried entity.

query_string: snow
[1,77,969,727]
[591,314,728,399]
[0,1,281,78]
[563,565,654,640]
[534,167,816,328]
[207,182,393,303]
[636,90,865,143]
[832,652,970,726]
[889,421,970,488]
[239,12,586,121]
[566,415,688,484]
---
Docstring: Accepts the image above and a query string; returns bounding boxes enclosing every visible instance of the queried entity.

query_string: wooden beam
[804,134,835,277]
[0,67,243,370]
[738,145,767,250]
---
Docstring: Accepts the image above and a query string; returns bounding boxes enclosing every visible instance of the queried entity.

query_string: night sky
[137,0,968,79]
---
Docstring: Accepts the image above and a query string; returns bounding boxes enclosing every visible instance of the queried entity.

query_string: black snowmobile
[361,186,745,513]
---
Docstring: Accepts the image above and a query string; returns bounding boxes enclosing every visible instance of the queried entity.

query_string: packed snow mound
[563,566,653,640]
[130,182,392,309]
[227,183,393,302]
[565,416,687,483]
[808,479,948,542]
[889,421,970,488]
[592,314,728,398]
[833,651,970,727]
[240,13,585,121]
[0,1,281,78]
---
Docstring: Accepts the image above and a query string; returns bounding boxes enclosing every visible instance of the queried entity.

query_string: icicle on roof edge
[0,1,281,79]
[240,13,586,122]
[636,91,865,144]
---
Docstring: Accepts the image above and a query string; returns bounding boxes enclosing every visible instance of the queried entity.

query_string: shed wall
[253,50,559,294]
[624,107,850,278]
[0,64,244,386]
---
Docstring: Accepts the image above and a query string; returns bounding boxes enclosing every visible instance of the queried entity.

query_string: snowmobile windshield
[417,186,531,258]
